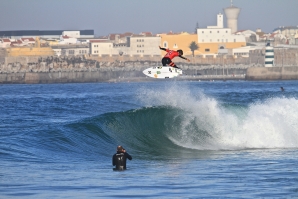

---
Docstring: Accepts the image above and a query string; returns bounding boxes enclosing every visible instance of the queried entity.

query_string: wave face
[1,82,298,162]
[45,83,298,161]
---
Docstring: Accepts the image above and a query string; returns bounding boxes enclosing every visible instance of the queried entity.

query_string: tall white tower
[207,13,223,29]
[223,0,240,33]
[217,13,224,28]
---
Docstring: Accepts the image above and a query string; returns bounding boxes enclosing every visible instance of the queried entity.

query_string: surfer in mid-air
[159,46,190,69]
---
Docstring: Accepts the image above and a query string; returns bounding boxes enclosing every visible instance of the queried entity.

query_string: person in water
[112,145,132,171]
[159,46,190,69]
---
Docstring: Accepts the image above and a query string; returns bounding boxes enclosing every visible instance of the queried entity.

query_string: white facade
[59,36,78,44]
[231,46,263,57]
[0,39,11,48]
[197,28,246,43]
[129,36,161,56]
[90,41,115,55]
[62,31,80,38]
[62,48,89,56]
[53,47,89,56]
[90,36,161,56]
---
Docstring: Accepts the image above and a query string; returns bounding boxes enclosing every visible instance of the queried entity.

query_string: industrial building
[0,30,94,39]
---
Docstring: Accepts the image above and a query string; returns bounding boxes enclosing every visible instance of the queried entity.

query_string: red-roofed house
[21,37,35,45]
[235,30,259,42]
[140,32,153,37]
[10,40,23,47]
[0,38,11,47]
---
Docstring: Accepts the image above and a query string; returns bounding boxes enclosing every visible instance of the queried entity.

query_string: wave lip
[135,85,298,151]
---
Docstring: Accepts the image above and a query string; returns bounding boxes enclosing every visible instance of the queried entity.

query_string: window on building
[163,42,168,48]
[202,31,204,33]
[226,39,228,42]
[217,31,219,33]
[210,31,212,33]
[210,39,212,42]
[202,39,204,42]
[234,39,236,42]
[205,49,210,52]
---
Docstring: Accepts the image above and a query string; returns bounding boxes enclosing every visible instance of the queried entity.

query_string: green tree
[189,41,199,57]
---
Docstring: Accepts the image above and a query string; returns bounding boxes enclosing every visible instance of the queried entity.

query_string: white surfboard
[142,66,182,79]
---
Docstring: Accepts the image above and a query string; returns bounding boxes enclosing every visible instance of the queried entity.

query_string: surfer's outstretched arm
[179,55,190,62]
[159,46,167,51]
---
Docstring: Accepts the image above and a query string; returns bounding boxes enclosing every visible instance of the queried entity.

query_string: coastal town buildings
[0,1,297,64]
[273,26,298,45]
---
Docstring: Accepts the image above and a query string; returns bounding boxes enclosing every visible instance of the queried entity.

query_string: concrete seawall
[246,66,298,80]
[0,70,145,84]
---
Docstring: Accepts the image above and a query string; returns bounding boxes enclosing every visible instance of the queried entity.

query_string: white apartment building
[198,13,245,44]
[90,35,161,56]
[197,28,246,44]
[128,36,161,56]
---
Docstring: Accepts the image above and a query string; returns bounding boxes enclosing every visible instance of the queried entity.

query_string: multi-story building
[90,34,160,56]
[196,13,246,55]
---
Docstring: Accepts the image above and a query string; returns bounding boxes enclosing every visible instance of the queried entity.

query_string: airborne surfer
[159,46,190,69]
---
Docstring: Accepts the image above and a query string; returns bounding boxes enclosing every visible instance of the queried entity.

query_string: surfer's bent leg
[162,57,171,66]
[169,61,178,68]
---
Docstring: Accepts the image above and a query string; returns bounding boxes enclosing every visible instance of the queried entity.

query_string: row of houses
[1,14,297,58]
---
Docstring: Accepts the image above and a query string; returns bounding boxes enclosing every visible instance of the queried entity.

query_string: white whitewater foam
[137,84,298,150]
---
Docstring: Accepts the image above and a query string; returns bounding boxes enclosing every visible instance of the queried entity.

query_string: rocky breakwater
[0,55,254,84]
[0,56,147,84]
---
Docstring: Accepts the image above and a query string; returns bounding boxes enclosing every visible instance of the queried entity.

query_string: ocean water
[0,80,298,198]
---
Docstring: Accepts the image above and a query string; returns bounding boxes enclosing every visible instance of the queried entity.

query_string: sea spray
[136,83,298,150]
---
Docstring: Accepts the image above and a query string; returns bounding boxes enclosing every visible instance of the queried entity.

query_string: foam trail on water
[137,84,298,150]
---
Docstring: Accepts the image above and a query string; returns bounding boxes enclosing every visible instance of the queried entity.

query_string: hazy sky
[0,0,297,36]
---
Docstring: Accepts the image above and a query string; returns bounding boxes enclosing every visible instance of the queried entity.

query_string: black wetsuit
[112,151,132,170]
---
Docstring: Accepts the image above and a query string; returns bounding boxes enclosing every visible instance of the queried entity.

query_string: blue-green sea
[1,80,298,198]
